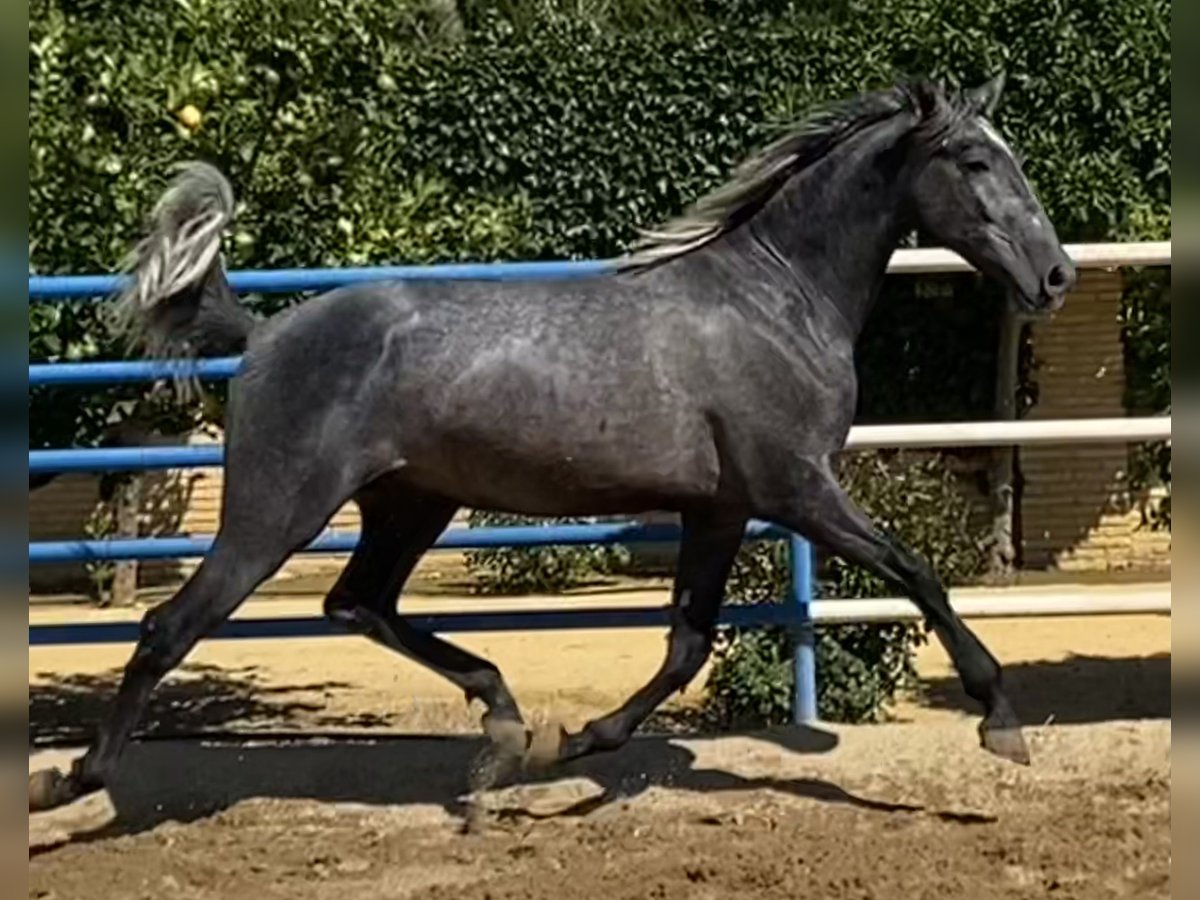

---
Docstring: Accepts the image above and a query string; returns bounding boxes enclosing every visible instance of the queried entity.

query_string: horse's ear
[965,73,1005,118]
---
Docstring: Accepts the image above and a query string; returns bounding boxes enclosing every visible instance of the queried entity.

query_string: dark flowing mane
[617,81,968,272]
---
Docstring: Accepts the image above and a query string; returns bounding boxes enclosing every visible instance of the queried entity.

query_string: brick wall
[1019,268,1170,572]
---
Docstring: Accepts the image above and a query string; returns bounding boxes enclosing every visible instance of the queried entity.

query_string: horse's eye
[964,159,990,174]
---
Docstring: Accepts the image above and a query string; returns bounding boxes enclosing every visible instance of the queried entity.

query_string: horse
[30,75,1075,814]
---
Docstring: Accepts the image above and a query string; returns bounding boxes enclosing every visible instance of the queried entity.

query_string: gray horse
[30,76,1074,814]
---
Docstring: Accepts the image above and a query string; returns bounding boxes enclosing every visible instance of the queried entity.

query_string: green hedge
[30,0,1169,450]
[1122,266,1172,526]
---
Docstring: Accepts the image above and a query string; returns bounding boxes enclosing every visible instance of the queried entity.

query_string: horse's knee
[886,548,1003,700]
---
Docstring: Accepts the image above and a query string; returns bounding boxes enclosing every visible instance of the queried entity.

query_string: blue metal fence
[28,260,613,301]
[28,260,818,723]
[29,357,243,386]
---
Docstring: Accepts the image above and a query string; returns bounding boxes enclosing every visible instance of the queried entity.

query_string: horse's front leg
[760,454,1029,765]
[534,510,747,765]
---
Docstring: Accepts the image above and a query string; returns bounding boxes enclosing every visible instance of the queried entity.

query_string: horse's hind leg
[546,510,748,764]
[323,482,526,751]
[29,477,347,812]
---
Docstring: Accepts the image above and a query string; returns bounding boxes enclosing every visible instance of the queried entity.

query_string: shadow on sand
[917,652,1170,725]
[41,651,1163,852]
[31,720,1005,857]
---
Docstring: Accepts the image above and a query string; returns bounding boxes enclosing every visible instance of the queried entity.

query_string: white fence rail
[817,586,1171,623]
[886,240,1171,273]
[846,416,1171,450]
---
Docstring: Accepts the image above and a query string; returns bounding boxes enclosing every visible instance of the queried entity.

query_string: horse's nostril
[1045,263,1071,291]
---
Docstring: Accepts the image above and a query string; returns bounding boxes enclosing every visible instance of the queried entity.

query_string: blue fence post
[788,533,817,724]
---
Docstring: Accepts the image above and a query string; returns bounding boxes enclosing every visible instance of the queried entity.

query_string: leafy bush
[464,509,631,594]
[1121,267,1171,529]
[704,450,990,725]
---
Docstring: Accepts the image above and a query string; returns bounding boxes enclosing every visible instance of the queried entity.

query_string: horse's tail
[112,161,255,361]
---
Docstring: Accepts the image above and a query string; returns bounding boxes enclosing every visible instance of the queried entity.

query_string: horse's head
[909,76,1075,312]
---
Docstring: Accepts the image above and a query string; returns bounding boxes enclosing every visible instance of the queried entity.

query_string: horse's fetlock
[323,600,382,638]
[323,600,359,624]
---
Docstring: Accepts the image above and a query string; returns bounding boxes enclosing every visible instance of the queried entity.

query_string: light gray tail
[112,161,255,361]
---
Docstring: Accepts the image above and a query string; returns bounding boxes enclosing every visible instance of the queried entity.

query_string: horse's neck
[733,125,915,340]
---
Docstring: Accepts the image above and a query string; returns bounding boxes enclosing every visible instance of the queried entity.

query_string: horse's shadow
[31,725,994,854]
[481,728,995,826]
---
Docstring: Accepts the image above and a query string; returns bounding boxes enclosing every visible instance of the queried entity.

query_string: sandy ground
[28,579,1172,898]
[29,722,1171,899]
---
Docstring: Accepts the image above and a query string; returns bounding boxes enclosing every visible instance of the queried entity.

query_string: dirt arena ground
[29,576,1172,898]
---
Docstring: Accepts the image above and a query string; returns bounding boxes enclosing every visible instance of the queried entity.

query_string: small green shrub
[705,621,923,727]
[464,509,631,595]
[703,450,990,726]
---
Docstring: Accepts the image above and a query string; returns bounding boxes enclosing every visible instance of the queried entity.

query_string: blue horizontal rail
[29,521,785,565]
[29,259,616,301]
[29,357,243,386]
[31,445,225,473]
[29,603,798,647]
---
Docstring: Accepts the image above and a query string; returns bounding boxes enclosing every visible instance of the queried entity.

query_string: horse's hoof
[979,701,1031,766]
[29,768,74,812]
[523,722,569,770]
[980,724,1030,765]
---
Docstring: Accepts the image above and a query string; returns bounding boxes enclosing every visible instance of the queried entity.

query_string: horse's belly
[387,344,721,512]
[404,421,720,516]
